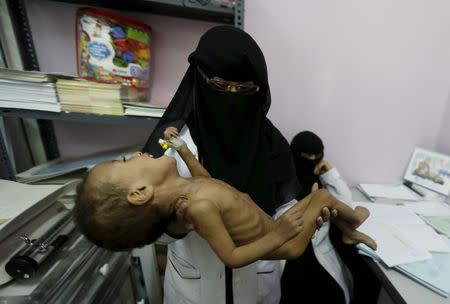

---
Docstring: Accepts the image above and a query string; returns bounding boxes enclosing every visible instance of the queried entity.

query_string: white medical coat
[274,168,355,304]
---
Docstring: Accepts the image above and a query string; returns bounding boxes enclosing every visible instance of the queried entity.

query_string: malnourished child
[74,136,376,268]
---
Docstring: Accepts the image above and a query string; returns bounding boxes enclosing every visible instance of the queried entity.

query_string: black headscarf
[290,131,324,198]
[143,26,299,215]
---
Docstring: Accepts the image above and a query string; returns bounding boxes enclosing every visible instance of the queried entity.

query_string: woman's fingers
[164,127,179,139]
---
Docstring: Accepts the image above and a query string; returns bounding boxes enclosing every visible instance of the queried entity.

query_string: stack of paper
[355,202,450,267]
[123,102,165,117]
[357,183,420,202]
[57,79,123,115]
[0,68,61,112]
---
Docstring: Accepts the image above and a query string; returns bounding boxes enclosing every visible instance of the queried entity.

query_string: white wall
[436,94,450,154]
[26,0,217,157]
[246,0,450,184]
[25,0,450,182]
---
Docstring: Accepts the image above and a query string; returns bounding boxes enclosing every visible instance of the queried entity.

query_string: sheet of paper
[357,202,423,224]
[358,184,419,201]
[357,218,431,267]
[354,202,450,266]
[0,180,61,228]
[390,223,450,253]
[423,216,450,237]
[405,201,450,217]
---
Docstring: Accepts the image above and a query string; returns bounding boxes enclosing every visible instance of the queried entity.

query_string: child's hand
[167,137,187,151]
[164,127,179,139]
[275,208,304,242]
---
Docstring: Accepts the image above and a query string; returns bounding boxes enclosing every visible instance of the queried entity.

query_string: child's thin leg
[263,189,371,260]
[263,189,346,260]
[296,189,367,229]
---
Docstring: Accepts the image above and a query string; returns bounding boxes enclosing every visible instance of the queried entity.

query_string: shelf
[0,0,243,180]
[0,108,160,128]
[49,0,235,24]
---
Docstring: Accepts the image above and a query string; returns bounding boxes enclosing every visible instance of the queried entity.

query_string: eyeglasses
[197,67,260,95]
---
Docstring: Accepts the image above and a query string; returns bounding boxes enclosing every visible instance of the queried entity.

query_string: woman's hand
[314,160,333,175]
[164,126,179,139]
[311,183,338,234]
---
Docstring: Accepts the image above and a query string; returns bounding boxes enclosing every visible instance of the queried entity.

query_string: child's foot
[351,206,370,229]
[342,229,377,250]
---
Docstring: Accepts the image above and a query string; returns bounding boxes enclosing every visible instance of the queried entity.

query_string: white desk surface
[352,188,450,304]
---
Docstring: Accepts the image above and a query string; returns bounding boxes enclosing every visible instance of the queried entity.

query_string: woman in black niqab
[290,131,325,195]
[144,25,300,215]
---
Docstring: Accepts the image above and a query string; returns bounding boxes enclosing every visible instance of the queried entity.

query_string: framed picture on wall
[404,147,450,196]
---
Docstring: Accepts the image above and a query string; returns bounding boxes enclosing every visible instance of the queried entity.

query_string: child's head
[73,152,178,251]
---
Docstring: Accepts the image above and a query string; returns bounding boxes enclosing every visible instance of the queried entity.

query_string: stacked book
[123,101,165,117]
[120,87,166,117]
[56,79,124,115]
[0,68,63,112]
[0,68,162,117]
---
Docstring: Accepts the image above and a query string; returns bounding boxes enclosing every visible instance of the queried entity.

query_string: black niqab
[143,26,299,215]
[290,131,324,197]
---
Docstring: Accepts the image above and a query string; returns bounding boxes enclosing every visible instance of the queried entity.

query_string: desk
[352,189,450,304]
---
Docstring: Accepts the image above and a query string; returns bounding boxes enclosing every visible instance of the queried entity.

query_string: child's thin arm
[177,145,211,177]
[187,200,301,268]
[164,136,211,177]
